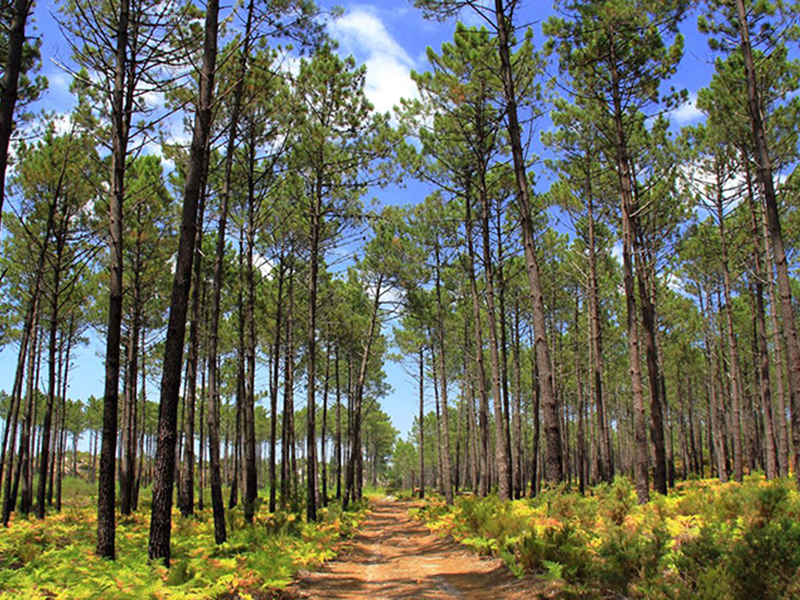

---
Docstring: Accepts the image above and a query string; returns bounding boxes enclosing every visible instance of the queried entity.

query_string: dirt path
[287,497,544,599]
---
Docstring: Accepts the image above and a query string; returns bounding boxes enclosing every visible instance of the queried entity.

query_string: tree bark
[493,0,562,485]
[0,0,34,230]
[97,0,130,559]
[745,162,778,478]
[178,186,206,517]
[269,259,284,512]
[148,0,219,564]
[734,0,800,488]
[478,177,511,500]
[419,346,425,499]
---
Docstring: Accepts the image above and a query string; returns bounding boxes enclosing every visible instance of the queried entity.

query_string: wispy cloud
[672,92,704,126]
[327,6,419,115]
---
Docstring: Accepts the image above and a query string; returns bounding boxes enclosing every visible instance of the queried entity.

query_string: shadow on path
[285,497,547,599]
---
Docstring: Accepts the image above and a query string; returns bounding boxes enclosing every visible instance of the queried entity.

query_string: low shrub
[416,475,800,598]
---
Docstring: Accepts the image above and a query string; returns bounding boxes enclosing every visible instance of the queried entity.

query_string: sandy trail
[287,497,543,599]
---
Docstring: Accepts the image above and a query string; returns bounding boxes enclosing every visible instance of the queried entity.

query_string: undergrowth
[415,475,800,598]
[0,492,367,599]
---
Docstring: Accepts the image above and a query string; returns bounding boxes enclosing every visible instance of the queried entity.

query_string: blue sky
[1,0,715,439]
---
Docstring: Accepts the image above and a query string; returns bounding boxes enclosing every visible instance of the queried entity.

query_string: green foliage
[0,489,365,598]
[416,476,800,598]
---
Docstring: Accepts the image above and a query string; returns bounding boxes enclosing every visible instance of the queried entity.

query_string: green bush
[516,525,591,584]
[595,521,670,595]
[417,476,800,599]
[728,516,800,599]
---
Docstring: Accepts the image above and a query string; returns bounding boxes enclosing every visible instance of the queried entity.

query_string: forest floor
[286,497,544,599]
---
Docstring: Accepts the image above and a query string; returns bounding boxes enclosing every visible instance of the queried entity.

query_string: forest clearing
[2,0,800,597]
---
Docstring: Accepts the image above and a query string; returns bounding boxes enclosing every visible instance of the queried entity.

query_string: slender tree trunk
[511,303,524,497]
[419,346,425,499]
[702,289,729,482]
[243,139,258,523]
[133,328,147,508]
[0,0,34,229]
[335,345,342,501]
[464,196,491,497]
[36,231,64,519]
[587,195,613,482]
[269,259,284,512]
[148,0,219,563]
[478,180,511,500]
[198,358,205,512]
[529,326,541,496]
[608,43,649,503]
[765,219,790,476]
[178,187,206,517]
[121,209,143,516]
[735,0,800,488]
[493,0,562,485]
[230,362,241,509]
[97,0,130,559]
[574,298,587,495]
[744,163,778,478]
[281,265,296,506]
[713,176,744,482]
[433,250,454,505]
[320,334,331,507]
[344,276,383,509]
[305,175,322,522]
[14,315,40,520]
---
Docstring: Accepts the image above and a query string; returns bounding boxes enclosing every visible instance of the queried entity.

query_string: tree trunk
[464,196,491,497]
[478,178,511,500]
[587,195,613,482]
[713,173,744,482]
[0,0,33,230]
[433,250,454,505]
[281,265,296,506]
[335,345,342,500]
[609,41,649,503]
[419,346,425,499]
[148,0,219,564]
[320,334,331,507]
[745,163,778,478]
[36,227,64,519]
[14,314,40,519]
[735,0,800,488]
[493,0,562,485]
[344,276,383,509]
[97,0,130,559]
[243,137,258,523]
[178,188,206,517]
[269,259,284,512]
[305,173,322,522]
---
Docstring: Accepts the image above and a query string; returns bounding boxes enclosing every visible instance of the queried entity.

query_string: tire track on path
[287,497,544,599]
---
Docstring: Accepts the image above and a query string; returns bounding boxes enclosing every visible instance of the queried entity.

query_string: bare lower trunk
[97,0,130,559]
[148,0,219,564]
[493,0,562,485]
[735,0,800,488]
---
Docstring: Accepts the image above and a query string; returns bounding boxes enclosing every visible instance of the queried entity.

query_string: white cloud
[672,92,704,125]
[665,272,685,295]
[52,112,73,135]
[611,240,623,265]
[276,48,301,77]
[48,71,72,99]
[255,252,274,279]
[327,6,418,115]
